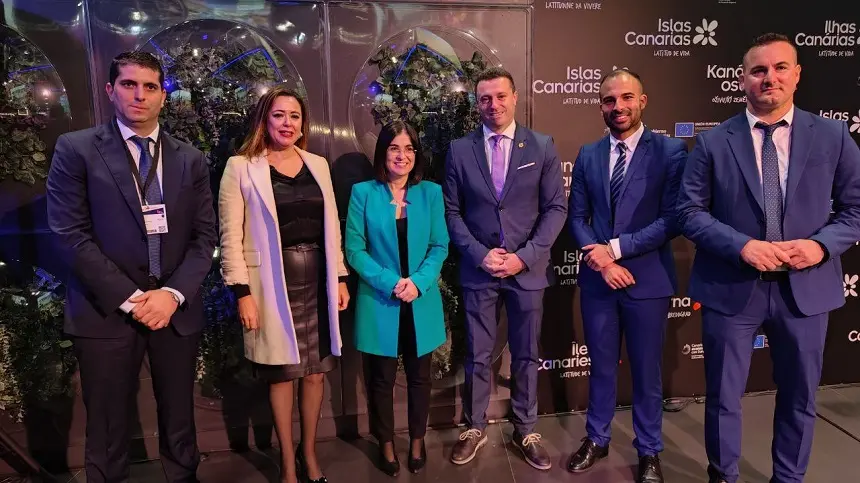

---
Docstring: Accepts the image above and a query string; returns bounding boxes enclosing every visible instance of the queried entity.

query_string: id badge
[142,204,169,235]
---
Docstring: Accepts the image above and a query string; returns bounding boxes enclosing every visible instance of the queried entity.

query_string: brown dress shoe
[450,428,487,465]
[512,432,551,470]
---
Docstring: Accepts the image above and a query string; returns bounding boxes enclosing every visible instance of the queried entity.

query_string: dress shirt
[607,123,645,259]
[745,106,794,199]
[115,118,185,313]
[483,120,517,181]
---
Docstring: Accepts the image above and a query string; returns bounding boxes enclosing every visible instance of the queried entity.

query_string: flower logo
[844,274,858,297]
[850,110,860,134]
[693,19,719,46]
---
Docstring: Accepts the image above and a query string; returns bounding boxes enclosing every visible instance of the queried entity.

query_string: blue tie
[131,136,162,278]
[755,121,787,242]
[610,142,627,216]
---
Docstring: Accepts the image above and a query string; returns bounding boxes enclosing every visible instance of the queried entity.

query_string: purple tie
[491,134,505,197]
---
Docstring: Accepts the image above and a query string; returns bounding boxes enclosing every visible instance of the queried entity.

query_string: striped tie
[131,136,162,279]
[610,142,627,216]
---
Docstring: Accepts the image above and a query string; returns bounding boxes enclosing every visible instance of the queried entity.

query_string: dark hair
[373,120,424,186]
[743,33,797,66]
[238,86,309,157]
[109,51,164,87]
[474,67,516,94]
[598,68,644,92]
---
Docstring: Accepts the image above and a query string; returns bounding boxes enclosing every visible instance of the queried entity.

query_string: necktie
[131,135,162,278]
[491,134,506,197]
[755,120,787,242]
[491,135,507,246]
[610,142,627,215]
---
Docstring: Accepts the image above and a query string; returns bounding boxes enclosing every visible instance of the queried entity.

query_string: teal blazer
[345,180,449,358]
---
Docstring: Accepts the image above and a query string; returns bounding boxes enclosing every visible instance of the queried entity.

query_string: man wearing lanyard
[47,51,217,483]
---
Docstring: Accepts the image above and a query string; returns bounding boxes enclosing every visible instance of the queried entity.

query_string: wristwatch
[167,291,181,305]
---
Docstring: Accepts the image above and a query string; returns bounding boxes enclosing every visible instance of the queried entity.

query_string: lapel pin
[518,142,525,148]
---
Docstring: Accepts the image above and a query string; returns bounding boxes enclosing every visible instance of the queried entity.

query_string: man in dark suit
[444,67,567,470]
[46,52,217,483]
[566,69,687,483]
[678,34,860,483]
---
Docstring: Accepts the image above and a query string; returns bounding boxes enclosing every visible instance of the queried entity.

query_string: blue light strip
[393,44,464,83]
[148,40,174,66]
[7,64,51,79]
[211,47,264,77]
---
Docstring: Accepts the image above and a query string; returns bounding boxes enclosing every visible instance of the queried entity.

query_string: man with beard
[47,52,216,482]
[443,67,567,470]
[566,69,687,483]
[678,33,860,483]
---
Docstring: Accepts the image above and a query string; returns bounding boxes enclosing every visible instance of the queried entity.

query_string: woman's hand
[394,278,419,303]
[237,295,259,330]
[337,282,350,310]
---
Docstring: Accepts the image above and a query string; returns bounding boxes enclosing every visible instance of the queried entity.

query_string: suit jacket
[219,150,349,365]
[46,122,217,337]
[345,180,449,358]
[443,125,568,290]
[678,108,860,316]
[569,128,687,299]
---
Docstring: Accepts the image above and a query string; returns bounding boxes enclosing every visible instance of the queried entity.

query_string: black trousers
[74,322,201,483]
[364,304,432,442]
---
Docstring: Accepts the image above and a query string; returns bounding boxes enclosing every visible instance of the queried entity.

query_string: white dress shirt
[607,123,645,259]
[483,120,517,181]
[745,106,794,199]
[115,118,185,313]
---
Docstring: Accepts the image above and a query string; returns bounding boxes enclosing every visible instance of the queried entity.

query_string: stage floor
[21,385,860,483]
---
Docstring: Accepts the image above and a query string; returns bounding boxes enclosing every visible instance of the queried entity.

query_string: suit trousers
[364,303,432,443]
[581,291,669,457]
[463,280,544,435]
[703,278,827,483]
[74,320,201,483]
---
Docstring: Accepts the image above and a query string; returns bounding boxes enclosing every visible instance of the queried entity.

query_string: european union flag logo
[753,335,767,349]
[675,122,695,138]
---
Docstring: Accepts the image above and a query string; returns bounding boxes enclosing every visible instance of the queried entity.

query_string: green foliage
[196,268,253,398]
[0,28,51,185]
[369,40,486,378]
[153,22,300,187]
[0,267,76,421]
[368,47,486,182]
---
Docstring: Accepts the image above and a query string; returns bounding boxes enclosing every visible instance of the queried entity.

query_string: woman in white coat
[219,86,349,483]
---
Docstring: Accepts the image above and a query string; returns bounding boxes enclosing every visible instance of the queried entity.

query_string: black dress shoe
[407,439,426,473]
[638,455,664,483]
[567,438,609,473]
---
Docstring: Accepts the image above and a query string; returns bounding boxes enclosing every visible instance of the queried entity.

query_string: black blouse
[228,163,346,299]
[271,164,324,248]
[396,217,408,277]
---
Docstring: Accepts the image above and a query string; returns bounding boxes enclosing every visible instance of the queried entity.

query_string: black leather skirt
[252,242,337,383]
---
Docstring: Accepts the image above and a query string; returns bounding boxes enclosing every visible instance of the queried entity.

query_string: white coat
[218,149,348,365]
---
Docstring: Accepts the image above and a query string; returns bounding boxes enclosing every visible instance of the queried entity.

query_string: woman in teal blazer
[345,121,449,477]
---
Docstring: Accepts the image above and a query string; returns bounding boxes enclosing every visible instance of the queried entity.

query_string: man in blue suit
[47,52,217,482]
[444,67,567,470]
[566,69,687,483]
[678,34,860,483]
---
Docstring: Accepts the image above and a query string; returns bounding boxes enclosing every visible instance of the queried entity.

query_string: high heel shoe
[408,439,426,474]
[296,442,329,483]
[378,441,400,477]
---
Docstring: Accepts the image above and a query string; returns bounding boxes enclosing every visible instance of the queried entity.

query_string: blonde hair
[237,86,309,158]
